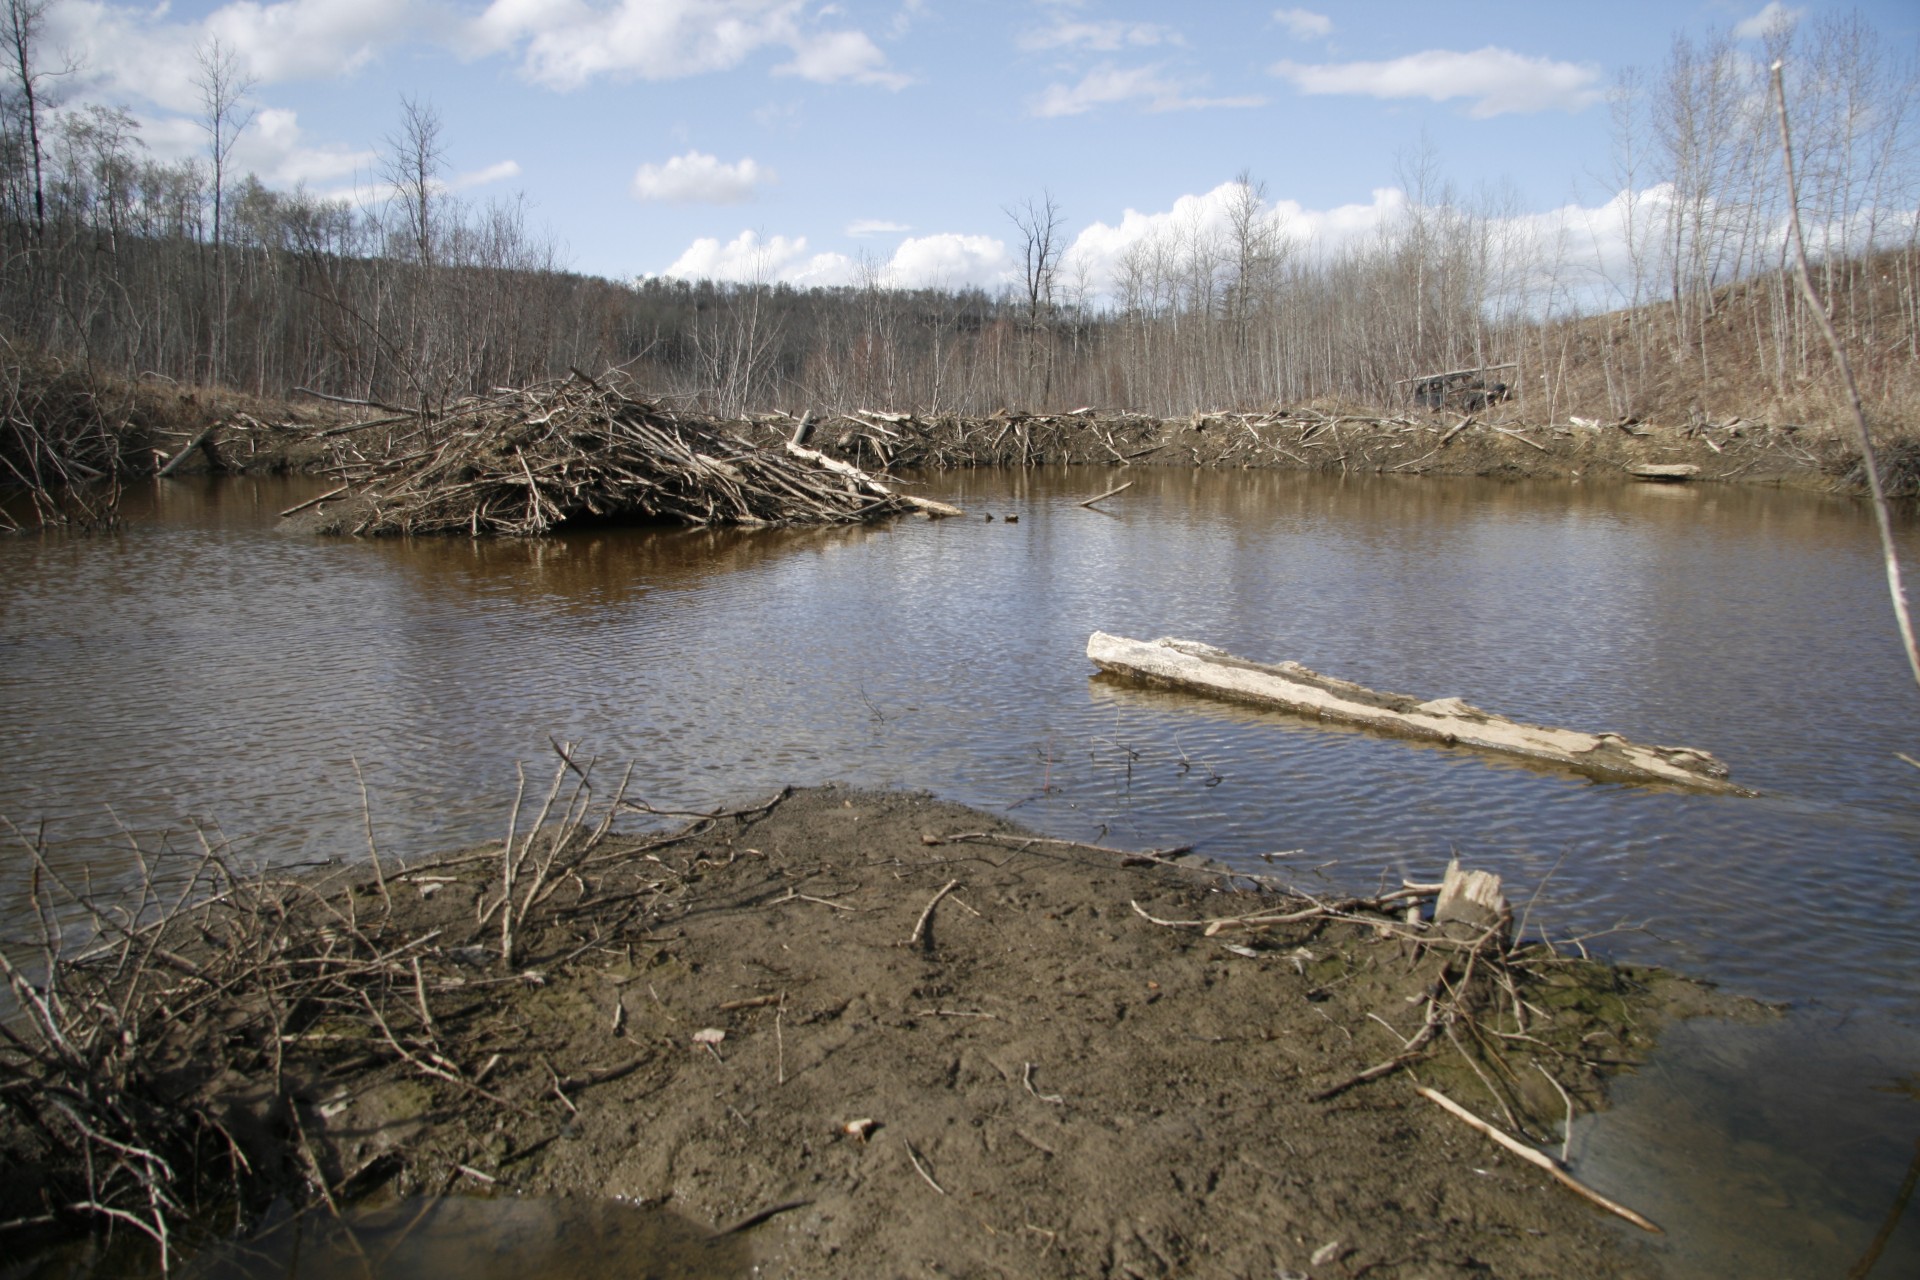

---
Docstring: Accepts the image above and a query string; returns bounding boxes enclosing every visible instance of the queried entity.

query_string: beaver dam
[0,771,1766,1278]
[9,356,1905,537]
[290,374,963,536]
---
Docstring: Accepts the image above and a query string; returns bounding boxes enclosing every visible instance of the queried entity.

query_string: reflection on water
[1574,1016,1920,1278]
[3,467,1918,1279]
[1,1197,750,1280]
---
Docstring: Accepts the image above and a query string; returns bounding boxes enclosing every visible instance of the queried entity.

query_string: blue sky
[39,1,1920,293]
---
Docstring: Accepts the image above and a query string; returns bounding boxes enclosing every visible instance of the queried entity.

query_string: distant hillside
[1521,248,1919,435]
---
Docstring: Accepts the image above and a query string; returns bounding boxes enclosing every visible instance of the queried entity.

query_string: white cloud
[119,103,376,189]
[203,0,421,84]
[239,106,378,185]
[662,229,852,285]
[1733,3,1803,40]
[1272,47,1604,117]
[847,218,911,236]
[631,151,774,204]
[451,160,523,191]
[775,29,909,88]
[661,227,1011,290]
[52,0,423,112]
[469,0,906,91]
[1272,8,1331,41]
[1017,20,1181,53]
[880,233,1012,289]
[1034,64,1265,117]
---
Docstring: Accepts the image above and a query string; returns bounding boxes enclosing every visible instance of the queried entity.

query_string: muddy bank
[1,783,1767,1278]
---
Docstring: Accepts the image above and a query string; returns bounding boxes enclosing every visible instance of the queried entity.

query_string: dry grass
[1536,249,1920,437]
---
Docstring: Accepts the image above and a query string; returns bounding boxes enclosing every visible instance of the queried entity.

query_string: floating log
[1085,632,1749,794]
[1628,463,1701,482]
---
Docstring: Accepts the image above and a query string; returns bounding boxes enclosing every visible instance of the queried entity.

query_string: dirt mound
[2,779,1769,1277]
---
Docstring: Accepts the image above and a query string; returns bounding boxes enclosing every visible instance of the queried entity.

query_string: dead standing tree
[1007,192,1064,415]
[193,38,256,387]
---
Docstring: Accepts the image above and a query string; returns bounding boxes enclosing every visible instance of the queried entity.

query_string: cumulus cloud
[1272,8,1331,41]
[631,151,774,204]
[240,107,380,185]
[662,229,853,285]
[1733,3,1804,40]
[1062,181,1306,295]
[469,0,907,91]
[847,218,911,236]
[880,233,1011,289]
[775,29,909,88]
[118,103,377,191]
[1272,47,1605,117]
[51,0,423,111]
[1034,65,1265,117]
[202,0,421,84]
[661,228,1012,290]
[1017,19,1181,53]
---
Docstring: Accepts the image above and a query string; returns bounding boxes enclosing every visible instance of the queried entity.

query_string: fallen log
[1085,632,1749,795]
[781,440,963,518]
[155,424,218,478]
[1628,463,1701,482]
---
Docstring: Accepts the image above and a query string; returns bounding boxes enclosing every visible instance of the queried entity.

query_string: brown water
[3,467,1917,1276]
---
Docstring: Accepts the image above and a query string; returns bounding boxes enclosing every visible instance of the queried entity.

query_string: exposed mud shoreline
[2,785,1768,1278]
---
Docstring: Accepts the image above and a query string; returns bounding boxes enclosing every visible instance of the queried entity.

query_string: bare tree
[3,0,74,236]
[194,37,255,381]
[194,37,256,253]
[1007,191,1064,406]
[384,95,444,268]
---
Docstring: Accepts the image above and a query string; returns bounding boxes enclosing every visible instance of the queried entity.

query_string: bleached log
[1628,463,1701,481]
[782,440,964,518]
[1085,632,1750,795]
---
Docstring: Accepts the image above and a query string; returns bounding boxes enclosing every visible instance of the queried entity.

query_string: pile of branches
[315,373,937,536]
[739,406,1173,470]
[0,749,671,1269]
[1,355,130,533]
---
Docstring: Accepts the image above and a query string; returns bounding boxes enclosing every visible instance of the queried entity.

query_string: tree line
[1,3,1914,429]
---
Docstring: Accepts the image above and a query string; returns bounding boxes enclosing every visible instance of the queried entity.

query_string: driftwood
[311,374,961,536]
[155,425,222,478]
[1414,1086,1662,1233]
[1085,632,1749,794]
[780,440,962,518]
[1627,463,1701,482]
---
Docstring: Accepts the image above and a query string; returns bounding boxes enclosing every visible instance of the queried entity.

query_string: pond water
[2,467,1916,1277]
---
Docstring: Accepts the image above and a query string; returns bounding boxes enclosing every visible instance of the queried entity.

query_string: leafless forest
[2,5,1916,429]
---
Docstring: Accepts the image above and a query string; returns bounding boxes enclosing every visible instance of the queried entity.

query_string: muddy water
[2,467,1917,1276]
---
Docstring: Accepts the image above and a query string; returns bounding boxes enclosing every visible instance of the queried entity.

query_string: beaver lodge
[298,372,961,537]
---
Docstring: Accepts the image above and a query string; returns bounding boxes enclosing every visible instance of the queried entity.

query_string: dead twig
[908,879,960,949]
